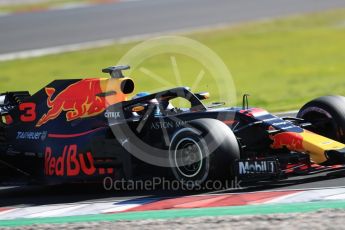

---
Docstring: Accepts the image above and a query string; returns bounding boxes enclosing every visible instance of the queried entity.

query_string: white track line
[0,39,117,62]
[0,21,270,62]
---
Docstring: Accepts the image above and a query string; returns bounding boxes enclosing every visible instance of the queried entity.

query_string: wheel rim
[174,138,203,178]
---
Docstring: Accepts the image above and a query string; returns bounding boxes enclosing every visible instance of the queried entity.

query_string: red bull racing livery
[1,65,345,187]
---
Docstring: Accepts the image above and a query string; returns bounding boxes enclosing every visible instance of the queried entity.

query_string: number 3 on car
[19,102,36,122]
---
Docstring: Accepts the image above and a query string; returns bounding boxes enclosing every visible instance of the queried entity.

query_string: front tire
[169,118,240,189]
[297,95,345,143]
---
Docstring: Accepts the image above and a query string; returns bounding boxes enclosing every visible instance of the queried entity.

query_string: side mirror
[195,92,210,100]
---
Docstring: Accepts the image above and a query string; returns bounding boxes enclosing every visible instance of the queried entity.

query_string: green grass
[1,9,345,111]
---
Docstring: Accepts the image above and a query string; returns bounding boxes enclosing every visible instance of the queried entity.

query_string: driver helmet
[132,92,150,100]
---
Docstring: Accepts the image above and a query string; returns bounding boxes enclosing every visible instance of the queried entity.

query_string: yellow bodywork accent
[301,131,345,164]
[99,77,134,105]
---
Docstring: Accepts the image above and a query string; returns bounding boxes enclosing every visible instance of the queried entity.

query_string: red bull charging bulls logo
[270,131,304,151]
[36,78,131,127]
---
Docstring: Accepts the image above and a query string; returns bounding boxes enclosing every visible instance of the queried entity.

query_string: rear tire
[169,118,240,189]
[297,95,345,143]
[0,123,7,154]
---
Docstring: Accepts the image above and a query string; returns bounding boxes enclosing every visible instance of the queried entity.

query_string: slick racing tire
[0,123,7,154]
[169,118,240,189]
[297,95,345,143]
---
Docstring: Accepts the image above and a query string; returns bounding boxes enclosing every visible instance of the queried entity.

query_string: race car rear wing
[0,91,31,115]
[0,95,5,105]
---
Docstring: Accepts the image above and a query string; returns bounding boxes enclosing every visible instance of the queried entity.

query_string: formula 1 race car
[1,65,345,187]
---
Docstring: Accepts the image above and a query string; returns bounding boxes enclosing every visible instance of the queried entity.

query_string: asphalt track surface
[1,0,345,54]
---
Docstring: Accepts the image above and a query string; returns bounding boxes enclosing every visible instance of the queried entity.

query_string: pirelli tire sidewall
[169,118,240,188]
[297,95,345,143]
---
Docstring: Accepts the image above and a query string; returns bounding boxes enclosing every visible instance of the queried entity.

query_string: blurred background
[0,0,344,111]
